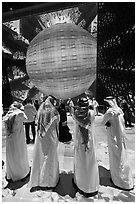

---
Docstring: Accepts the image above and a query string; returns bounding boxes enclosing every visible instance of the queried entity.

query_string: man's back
[24,103,37,123]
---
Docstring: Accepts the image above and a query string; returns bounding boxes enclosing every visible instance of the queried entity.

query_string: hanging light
[26,23,97,99]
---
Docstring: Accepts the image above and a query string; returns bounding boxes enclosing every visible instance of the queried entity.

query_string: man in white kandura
[102,96,134,190]
[69,97,99,197]
[29,96,60,190]
[3,101,30,182]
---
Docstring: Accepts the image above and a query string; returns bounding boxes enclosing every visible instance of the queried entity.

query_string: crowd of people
[2,93,134,197]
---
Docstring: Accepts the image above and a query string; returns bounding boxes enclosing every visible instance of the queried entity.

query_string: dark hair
[77,97,89,107]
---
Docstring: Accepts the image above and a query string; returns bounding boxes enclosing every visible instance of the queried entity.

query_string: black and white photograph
[2,1,135,202]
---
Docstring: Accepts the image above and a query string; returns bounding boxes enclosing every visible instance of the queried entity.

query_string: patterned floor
[2,115,135,202]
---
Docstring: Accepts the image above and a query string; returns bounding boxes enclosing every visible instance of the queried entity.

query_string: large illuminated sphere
[26,23,97,99]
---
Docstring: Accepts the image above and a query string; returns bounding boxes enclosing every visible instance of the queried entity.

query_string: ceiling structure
[2,2,85,22]
[2,2,98,51]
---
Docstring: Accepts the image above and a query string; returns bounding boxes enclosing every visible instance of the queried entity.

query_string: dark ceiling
[2,2,98,52]
[2,2,84,22]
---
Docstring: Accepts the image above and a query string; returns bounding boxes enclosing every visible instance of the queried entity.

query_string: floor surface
[2,114,135,202]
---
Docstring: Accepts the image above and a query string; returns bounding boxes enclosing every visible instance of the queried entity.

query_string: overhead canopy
[2,2,84,22]
[3,2,98,51]
[3,2,98,45]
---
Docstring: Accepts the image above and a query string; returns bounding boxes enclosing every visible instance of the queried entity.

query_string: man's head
[104,96,116,107]
[59,99,63,105]
[10,101,23,110]
[77,97,89,111]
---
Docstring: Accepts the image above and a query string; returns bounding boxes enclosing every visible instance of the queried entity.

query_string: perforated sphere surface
[26,23,97,99]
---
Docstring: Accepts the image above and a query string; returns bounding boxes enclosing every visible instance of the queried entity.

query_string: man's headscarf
[37,96,59,138]
[74,97,91,127]
[10,101,23,110]
[104,96,123,115]
[3,101,23,136]
[74,97,92,151]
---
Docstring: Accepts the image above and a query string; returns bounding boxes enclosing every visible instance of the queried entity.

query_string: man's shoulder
[105,108,115,116]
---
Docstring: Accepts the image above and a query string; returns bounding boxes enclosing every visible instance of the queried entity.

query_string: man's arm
[102,111,113,126]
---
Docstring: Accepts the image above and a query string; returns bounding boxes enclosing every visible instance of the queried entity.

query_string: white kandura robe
[73,110,99,193]
[29,115,60,188]
[102,108,134,189]
[4,109,30,181]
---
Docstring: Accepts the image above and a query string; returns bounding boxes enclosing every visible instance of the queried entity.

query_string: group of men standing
[3,93,134,198]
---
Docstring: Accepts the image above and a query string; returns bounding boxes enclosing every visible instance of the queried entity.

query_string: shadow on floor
[53,173,78,198]
[5,166,113,193]
[98,165,134,192]
[29,173,78,198]
[98,165,114,188]
[5,165,134,198]
[5,172,30,190]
